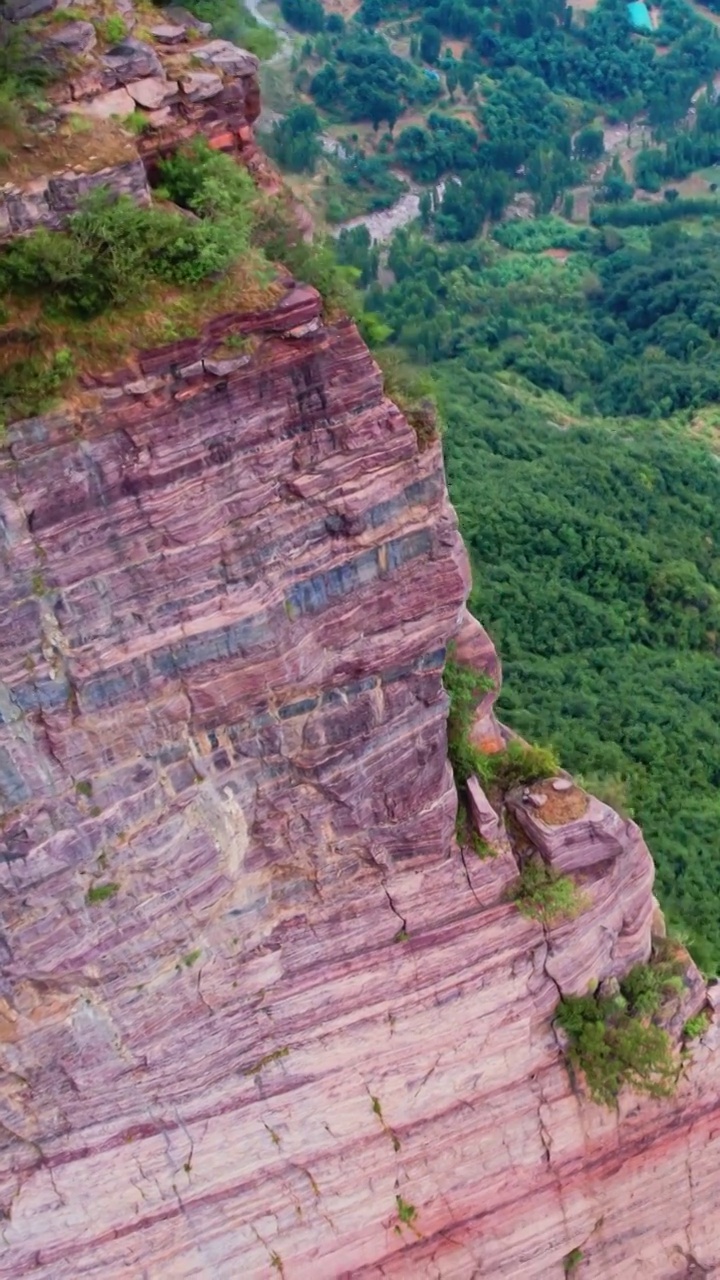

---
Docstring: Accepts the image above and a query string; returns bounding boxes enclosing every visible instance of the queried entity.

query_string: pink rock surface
[127,75,178,108]
[1,299,719,1280]
[507,785,656,994]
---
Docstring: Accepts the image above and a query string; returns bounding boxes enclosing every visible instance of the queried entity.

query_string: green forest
[267,0,720,224]
[361,217,720,975]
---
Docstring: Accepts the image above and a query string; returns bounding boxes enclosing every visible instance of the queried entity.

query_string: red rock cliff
[2,279,720,1280]
[2,17,720,1280]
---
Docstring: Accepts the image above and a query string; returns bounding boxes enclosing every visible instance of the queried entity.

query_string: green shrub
[86,882,119,905]
[96,14,127,43]
[67,113,94,135]
[683,1010,710,1040]
[621,958,685,1017]
[479,740,560,792]
[395,1195,417,1227]
[123,110,151,136]
[158,138,256,221]
[0,87,25,139]
[0,29,51,104]
[1,347,75,423]
[557,991,677,1106]
[455,805,495,858]
[251,195,363,315]
[564,1248,584,1277]
[511,856,587,926]
[0,186,253,319]
[443,656,495,783]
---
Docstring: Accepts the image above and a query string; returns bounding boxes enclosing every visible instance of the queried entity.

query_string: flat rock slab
[165,4,211,34]
[103,38,164,83]
[179,71,222,101]
[3,0,54,15]
[193,39,259,76]
[148,23,187,43]
[70,68,119,99]
[127,77,178,109]
[76,86,135,119]
[45,20,97,54]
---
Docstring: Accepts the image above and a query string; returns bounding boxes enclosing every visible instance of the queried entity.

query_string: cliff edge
[1,9,720,1278]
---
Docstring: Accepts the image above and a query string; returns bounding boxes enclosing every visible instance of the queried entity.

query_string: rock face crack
[1,275,719,1279]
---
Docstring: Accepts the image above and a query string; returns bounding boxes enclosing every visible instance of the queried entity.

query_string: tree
[280,0,325,31]
[420,24,442,64]
[599,155,634,203]
[575,126,604,161]
[446,64,458,99]
[266,105,322,173]
[457,61,475,95]
[358,0,383,26]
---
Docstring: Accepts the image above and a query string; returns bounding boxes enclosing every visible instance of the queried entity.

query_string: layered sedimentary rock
[2,8,720,1273]
[2,283,720,1279]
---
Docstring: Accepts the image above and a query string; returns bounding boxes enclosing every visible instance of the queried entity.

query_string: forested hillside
[259,0,720,225]
[356,216,720,973]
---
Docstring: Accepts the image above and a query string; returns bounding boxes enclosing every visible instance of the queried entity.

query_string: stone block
[76,86,135,119]
[192,39,259,77]
[102,37,163,84]
[126,76,178,109]
[178,71,223,101]
[44,20,96,54]
[148,22,187,43]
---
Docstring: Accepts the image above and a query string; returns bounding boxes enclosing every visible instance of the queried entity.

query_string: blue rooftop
[627,1,653,32]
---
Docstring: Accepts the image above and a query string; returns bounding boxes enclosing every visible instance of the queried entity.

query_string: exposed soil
[0,118,138,184]
[322,0,363,15]
[684,0,720,27]
[529,780,589,826]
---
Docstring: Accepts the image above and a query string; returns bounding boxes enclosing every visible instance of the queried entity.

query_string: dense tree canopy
[362,215,720,973]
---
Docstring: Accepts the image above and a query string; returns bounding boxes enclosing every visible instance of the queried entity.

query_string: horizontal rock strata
[1,289,720,1278]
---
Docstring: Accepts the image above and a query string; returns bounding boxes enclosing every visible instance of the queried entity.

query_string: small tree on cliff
[557,991,677,1106]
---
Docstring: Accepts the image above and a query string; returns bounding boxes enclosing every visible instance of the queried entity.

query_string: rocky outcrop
[2,283,720,1278]
[2,8,720,1275]
[0,17,261,239]
[507,780,655,995]
[0,159,150,237]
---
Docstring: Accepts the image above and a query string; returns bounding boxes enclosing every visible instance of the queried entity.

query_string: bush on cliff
[557,980,678,1106]
[374,349,441,449]
[444,655,558,789]
[511,856,587,927]
[479,740,560,793]
[0,186,254,319]
[250,192,365,318]
[444,656,496,784]
[158,139,257,225]
[621,953,685,1016]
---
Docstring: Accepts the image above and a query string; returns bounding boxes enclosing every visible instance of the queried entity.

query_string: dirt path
[245,0,293,64]
[684,0,720,26]
[332,181,446,243]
